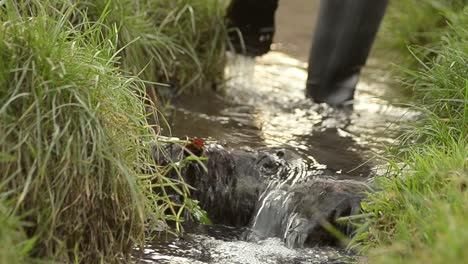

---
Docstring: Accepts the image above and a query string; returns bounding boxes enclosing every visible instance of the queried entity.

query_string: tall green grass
[62,0,229,96]
[0,1,194,262]
[146,0,229,94]
[0,199,33,264]
[376,0,468,67]
[363,142,467,263]
[356,5,468,264]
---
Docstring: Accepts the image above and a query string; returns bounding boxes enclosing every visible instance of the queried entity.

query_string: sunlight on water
[144,51,419,263]
[225,52,417,152]
[136,230,357,264]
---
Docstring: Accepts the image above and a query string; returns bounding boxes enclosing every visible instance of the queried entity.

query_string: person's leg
[226,0,279,56]
[306,0,389,106]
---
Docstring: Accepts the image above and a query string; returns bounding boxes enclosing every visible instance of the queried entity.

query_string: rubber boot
[226,0,279,56]
[306,0,389,106]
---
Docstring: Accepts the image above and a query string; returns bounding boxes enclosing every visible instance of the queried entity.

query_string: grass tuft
[0,1,188,262]
[356,5,468,264]
[0,199,34,264]
[62,0,229,97]
[146,0,229,95]
[376,0,468,67]
[0,0,225,261]
[362,141,467,263]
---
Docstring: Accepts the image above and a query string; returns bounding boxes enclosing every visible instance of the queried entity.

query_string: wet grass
[355,4,468,263]
[0,1,206,262]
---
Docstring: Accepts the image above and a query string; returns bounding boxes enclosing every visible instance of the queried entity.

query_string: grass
[145,0,229,95]
[355,3,468,263]
[0,1,200,262]
[61,0,229,97]
[0,199,34,264]
[375,0,468,67]
[363,142,467,263]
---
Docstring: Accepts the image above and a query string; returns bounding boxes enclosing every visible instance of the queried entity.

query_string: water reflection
[135,225,358,264]
[152,52,417,263]
[169,52,415,174]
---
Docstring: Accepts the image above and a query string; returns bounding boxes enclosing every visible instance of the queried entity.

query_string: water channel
[134,1,416,263]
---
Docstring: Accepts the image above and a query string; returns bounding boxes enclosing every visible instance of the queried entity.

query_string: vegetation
[5,0,465,263]
[356,2,468,263]
[0,199,33,263]
[146,0,229,94]
[65,0,229,96]
[376,0,468,67]
[1,5,147,262]
[0,0,224,262]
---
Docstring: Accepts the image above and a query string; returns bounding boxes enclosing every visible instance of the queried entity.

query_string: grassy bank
[1,4,149,262]
[64,0,229,96]
[358,2,468,263]
[0,0,219,262]
[376,0,468,67]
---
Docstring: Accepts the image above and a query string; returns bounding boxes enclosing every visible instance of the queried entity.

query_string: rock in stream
[154,142,371,248]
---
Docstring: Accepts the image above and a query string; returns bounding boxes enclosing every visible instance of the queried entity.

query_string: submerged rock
[154,143,370,248]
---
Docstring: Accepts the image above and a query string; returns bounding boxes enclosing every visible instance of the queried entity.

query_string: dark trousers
[226,0,388,106]
[306,0,389,105]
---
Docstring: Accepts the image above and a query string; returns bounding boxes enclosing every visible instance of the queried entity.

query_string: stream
[133,51,416,263]
[134,2,416,262]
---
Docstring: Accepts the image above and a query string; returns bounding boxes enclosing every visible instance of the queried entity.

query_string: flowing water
[134,2,418,262]
[133,52,417,263]
[165,52,414,177]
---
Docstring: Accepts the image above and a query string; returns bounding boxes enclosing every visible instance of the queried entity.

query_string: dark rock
[153,142,371,247]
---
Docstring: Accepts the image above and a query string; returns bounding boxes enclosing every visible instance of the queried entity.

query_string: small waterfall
[249,157,368,248]
[157,142,370,248]
[249,158,310,247]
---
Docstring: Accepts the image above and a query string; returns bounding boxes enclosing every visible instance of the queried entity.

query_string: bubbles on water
[136,229,356,264]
